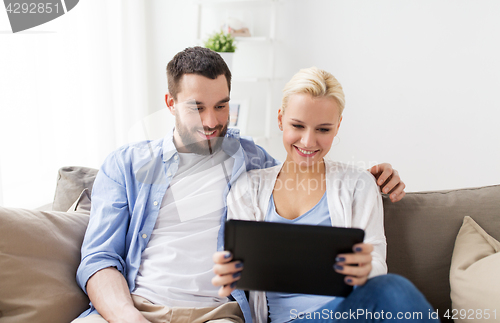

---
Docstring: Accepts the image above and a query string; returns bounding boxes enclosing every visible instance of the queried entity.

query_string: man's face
[167,74,230,155]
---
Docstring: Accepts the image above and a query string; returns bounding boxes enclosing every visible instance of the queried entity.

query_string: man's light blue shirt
[76,128,278,322]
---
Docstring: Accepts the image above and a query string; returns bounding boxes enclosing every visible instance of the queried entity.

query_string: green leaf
[203,30,237,52]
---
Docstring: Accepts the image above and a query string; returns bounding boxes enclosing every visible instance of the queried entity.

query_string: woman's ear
[277,109,283,130]
[336,116,343,133]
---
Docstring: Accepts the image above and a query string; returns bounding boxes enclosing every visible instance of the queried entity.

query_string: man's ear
[165,93,175,115]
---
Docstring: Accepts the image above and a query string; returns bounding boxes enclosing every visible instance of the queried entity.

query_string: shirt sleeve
[239,136,280,171]
[226,170,263,222]
[226,170,269,323]
[76,151,130,294]
[351,170,387,278]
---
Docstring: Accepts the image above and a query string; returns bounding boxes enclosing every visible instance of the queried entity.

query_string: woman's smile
[293,145,320,157]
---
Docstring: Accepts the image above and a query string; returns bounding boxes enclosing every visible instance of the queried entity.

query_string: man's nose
[202,108,218,129]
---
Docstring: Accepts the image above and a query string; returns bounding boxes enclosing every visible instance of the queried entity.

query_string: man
[74,47,405,323]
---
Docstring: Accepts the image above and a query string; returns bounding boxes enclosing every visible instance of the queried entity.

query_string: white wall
[0,1,156,208]
[147,0,500,192]
[270,0,500,192]
[1,0,499,208]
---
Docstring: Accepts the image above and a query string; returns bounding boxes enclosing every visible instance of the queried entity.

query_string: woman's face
[278,93,342,169]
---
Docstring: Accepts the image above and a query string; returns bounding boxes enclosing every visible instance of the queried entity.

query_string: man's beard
[175,114,228,155]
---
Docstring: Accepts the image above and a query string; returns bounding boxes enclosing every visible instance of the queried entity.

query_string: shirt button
[167,172,171,177]
[174,155,178,160]
[153,201,158,206]
[142,234,147,239]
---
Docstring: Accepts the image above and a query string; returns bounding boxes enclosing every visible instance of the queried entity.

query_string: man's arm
[76,153,130,291]
[76,150,144,321]
[243,137,405,202]
[86,268,150,323]
[239,136,280,170]
[369,163,406,203]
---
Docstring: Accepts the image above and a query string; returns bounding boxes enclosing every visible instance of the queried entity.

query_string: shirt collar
[162,127,177,162]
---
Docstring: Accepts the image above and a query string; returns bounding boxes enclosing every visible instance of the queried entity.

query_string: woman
[212,67,437,323]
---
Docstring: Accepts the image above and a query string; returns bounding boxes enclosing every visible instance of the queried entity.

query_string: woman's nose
[301,131,315,148]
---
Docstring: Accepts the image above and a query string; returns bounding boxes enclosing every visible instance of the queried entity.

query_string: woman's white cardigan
[226,160,387,323]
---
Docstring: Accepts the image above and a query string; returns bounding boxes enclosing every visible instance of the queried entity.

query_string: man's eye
[292,124,304,129]
[216,105,226,110]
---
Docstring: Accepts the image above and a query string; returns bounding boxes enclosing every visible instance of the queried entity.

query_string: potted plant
[204,30,237,71]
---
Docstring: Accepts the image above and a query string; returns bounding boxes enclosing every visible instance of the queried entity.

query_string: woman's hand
[212,251,244,297]
[334,243,373,286]
[369,163,406,202]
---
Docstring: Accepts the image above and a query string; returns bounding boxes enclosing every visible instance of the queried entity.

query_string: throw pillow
[53,166,98,211]
[67,188,92,214]
[450,216,500,322]
[0,207,90,323]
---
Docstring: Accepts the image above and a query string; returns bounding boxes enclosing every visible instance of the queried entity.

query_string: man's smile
[197,129,218,140]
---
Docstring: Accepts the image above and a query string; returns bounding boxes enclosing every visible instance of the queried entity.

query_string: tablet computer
[224,219,365,297]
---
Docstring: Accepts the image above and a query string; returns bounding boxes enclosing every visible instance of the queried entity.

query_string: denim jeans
[292,274,440,322]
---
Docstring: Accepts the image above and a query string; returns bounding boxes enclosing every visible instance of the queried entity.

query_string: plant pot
[218,52,234,72]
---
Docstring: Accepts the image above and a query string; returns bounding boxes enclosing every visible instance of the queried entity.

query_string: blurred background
[1,0,499,208]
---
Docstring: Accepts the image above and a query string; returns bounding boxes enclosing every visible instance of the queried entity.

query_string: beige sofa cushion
[0,206,90,323]
[450,216,500,322]
[383,184,500,322]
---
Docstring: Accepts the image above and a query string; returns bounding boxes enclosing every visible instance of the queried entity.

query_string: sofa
[0,166,499,323]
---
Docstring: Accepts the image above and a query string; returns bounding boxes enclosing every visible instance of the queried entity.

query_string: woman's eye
[292,124,304,129]
[319,128,331,132]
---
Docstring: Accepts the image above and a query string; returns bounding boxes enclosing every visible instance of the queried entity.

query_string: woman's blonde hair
[281,67,345,116]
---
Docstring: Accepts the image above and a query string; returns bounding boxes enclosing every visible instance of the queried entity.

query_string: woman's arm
[225,170,263,221]
[334,170,387,286]
[213,170,262,296]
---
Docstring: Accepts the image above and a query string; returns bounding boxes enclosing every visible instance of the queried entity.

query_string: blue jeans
[292,274,440,322]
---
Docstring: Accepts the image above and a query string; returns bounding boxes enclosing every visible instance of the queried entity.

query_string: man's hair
[166,46,232,100]
[281,67,345,116]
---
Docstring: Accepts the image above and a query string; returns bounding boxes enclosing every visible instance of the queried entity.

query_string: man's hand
[369,163,406,202]
[212,251,244,297]
[334,243,373,286]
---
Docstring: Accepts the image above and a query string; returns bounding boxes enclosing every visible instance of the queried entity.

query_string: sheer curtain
[0,0,153,208]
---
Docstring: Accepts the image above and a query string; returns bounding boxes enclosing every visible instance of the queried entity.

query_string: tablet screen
[225,219,364,297]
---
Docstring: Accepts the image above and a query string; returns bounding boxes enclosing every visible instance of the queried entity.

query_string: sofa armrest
[0,206,90,323]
